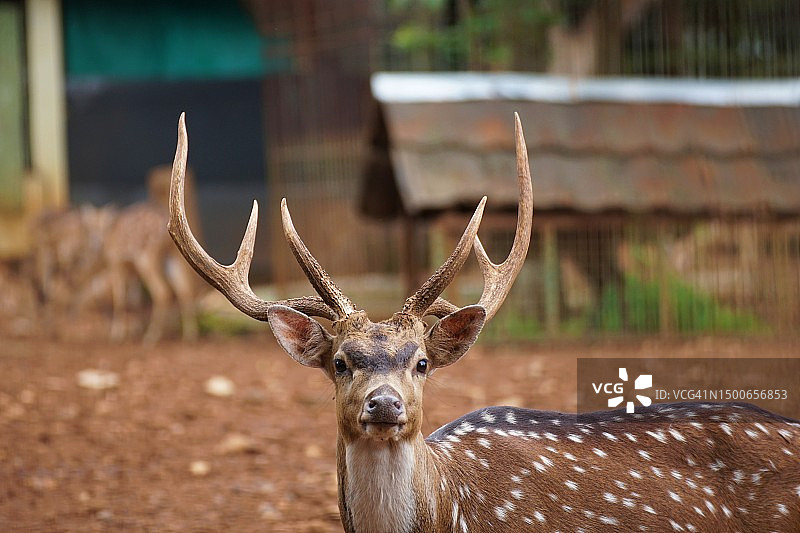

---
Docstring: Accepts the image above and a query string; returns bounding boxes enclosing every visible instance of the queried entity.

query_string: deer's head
[168,113,533,445]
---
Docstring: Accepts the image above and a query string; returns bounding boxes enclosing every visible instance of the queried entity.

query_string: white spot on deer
[709,460,726,471]
[629,469,643,479]
[646,430,668,443]
[686,456,696,466]
[572,465,586,474]
[685,478,697,490]
[493,506,507,521]
[795,484,800,497]
[670,470,683,480]
[565,480,579,491]
[651,466,664,478]
[686,524,697,532]
[602,432,619,441]
[510,474,521,484]
[526,431,540,439]
[539,455,554,467]
[721,505,732,518]
[784,448,794,456]
[702,486,715,496]
[733,470,744,483]
[600,516,620,526]
[493,429,509,437]
[505,411,517,424]
[690,422,703,430]
[547,492,558,501]
[533,510,545,523]
[519,467,531,476]
[624,432,638,442]
[719,423,733,436]
[754,422,769,435]
[744,429,760,440]
[778,428,793,440]
[614,479,627,490]
[579,427,593,434]
[459,515,468,533]
[669,491,682,503]
[603,492,618,503]
[669,428,686,442]
[643,504,657,514]
[622,498,635,508]
[777,503,789,515]
[522,517,532,525]
[669,518,684,530]
[583,509,595,518]
[477,438,491,449]
[705,500,716,514]
[479,458,489,469]
[561,504,573,513]
[638,450,652,461]
[533,461,547,473]
[567,434,583,443]
[751,472,762,484]
[447,435,461,443]
[592,447,607,458]
[563,452,577,461]
[482,411,496,423]
[544,432,558,442]
[465,449,477,461]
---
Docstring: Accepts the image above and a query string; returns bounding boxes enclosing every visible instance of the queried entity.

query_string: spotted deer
[104,202,199,343]
[168,113,800,532]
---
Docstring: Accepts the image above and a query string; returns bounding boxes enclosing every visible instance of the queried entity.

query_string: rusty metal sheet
[393,149,800,216]
[369,75,800,217]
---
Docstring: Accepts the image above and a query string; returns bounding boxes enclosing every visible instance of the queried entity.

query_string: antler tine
[471,112,533,320]
[281,199,356,320]
[168,113,337,321]
[402,197,487,317]
[426,112,533,321]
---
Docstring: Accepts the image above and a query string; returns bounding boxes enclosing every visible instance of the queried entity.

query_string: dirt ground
[0,332,797,532]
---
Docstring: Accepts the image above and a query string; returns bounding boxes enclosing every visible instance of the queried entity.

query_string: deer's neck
[340,433,450,533]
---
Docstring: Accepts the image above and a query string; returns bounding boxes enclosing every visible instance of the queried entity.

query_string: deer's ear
[267,305,333,368]
[424,305,486,368]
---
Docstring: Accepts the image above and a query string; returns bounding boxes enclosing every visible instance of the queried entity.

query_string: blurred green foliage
[597,276,767,335]
[386,0,558,70]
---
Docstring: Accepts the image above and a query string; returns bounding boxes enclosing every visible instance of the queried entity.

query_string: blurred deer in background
[104,202,198,343]
[170,113,799,532]
[29,204,116,334]
[28,169,200,343]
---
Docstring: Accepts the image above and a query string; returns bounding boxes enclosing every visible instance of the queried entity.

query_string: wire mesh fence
[251,0,800,341]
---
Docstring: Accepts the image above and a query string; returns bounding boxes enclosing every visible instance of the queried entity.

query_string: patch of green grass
[597,275,767,335]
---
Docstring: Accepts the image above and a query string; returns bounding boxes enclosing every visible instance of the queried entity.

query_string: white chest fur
[345,440,417,533]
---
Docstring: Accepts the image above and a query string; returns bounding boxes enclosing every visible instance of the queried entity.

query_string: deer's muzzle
[361,385,406,428]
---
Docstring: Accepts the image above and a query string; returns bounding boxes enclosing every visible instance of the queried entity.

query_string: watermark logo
[592,368,652,413]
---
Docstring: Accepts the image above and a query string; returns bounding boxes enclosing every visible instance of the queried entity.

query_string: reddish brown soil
[0,334,796,532]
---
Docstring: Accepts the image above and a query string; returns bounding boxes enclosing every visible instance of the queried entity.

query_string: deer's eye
[334,359,348,374]
[415,359,429,374]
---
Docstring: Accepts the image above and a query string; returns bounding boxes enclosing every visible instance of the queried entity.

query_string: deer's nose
[363,385,405,424]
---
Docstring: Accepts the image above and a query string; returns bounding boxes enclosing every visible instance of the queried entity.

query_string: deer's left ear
[424,305,486,368]
[267,305,333,368]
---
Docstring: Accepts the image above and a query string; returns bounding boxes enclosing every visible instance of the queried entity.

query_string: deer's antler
[423,112,533,321]
[168,113,344,321]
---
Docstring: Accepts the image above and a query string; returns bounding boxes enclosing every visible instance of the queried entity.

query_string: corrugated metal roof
[364,73,800,217]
